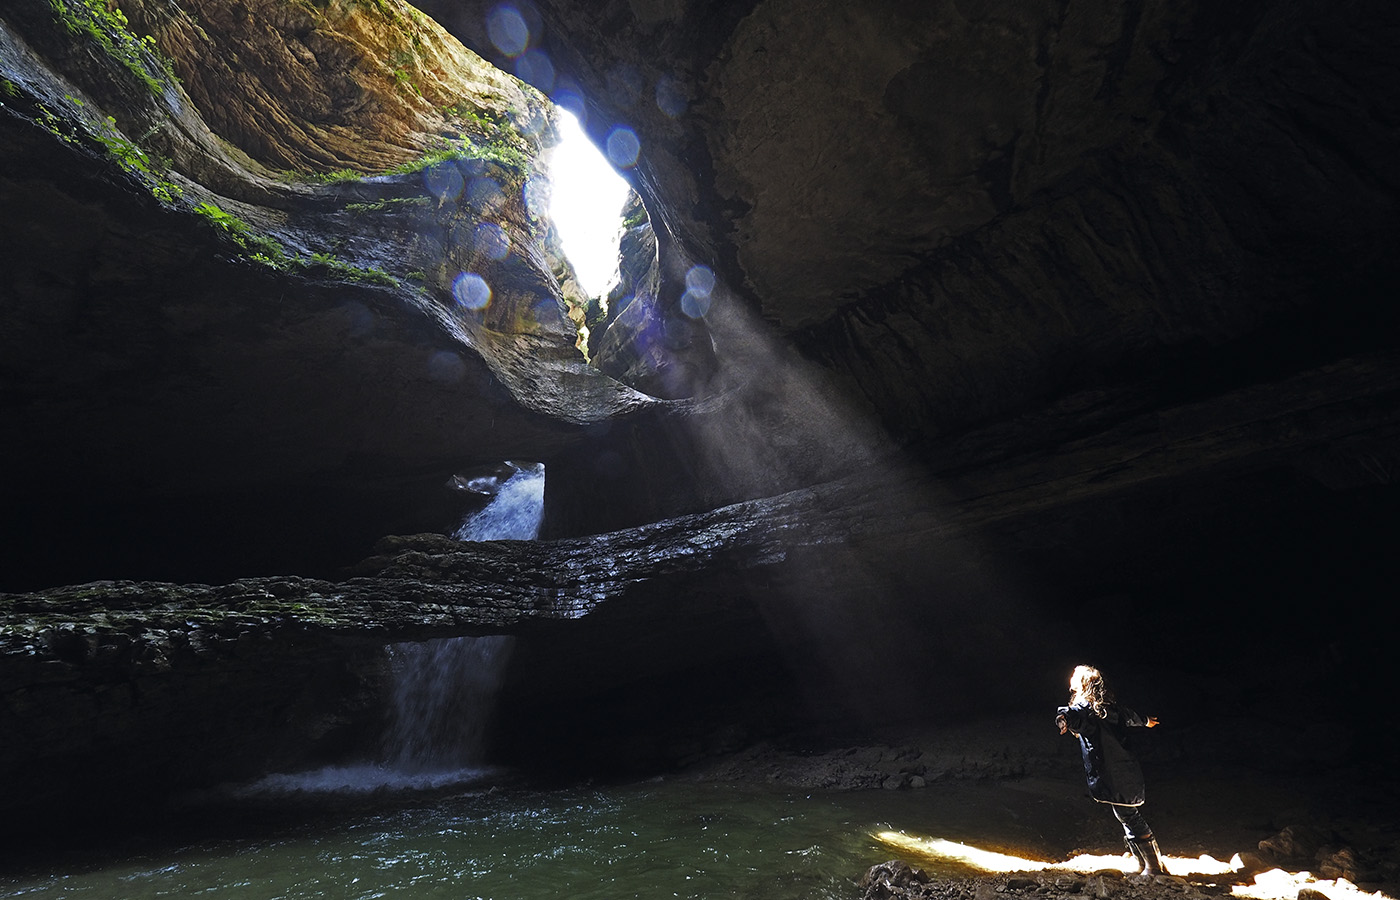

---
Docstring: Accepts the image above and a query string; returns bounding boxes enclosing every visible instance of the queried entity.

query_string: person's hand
[1055,714,1068,735]
[1146,717,1159,728]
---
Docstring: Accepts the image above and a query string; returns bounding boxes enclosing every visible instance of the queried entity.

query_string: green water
[0,775,1069,900]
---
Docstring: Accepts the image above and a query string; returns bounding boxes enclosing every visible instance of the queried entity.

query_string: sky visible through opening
[547,110,631,298]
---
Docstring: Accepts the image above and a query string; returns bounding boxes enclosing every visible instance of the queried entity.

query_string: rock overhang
[1,0,1398,817]
[1,0,683,587]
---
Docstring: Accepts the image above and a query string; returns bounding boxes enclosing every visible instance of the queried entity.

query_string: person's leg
[1112,805,1165,875]
[1111,804,1151,840]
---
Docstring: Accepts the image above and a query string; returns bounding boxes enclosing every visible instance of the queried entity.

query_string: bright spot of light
[874,832,1396,900]
[515,48,555,93]
[682,263,716,318]
[1234,870,1396,900]
[875,831,1240,877]
[547,110,631,298]
[875,833,1057,873]
[487,5,529,57]
[452,272,492,310]
[605,127,641,168]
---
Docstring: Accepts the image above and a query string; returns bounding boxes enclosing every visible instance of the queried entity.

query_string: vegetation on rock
[48,0,175,94]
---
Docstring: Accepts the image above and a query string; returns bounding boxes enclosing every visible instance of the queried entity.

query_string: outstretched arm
[1056,705,1088,736]
[1120,706,1159,728]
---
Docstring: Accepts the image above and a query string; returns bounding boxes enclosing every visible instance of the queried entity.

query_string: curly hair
[1069,665,1114,718]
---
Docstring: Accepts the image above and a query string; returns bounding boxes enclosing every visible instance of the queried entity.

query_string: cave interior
[0,0,1397,845]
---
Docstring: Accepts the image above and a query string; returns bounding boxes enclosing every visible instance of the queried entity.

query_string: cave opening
[5,0,1400,892]
[545,109,631,300]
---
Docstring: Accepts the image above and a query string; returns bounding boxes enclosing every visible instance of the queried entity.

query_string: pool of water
[0,772,1078,900]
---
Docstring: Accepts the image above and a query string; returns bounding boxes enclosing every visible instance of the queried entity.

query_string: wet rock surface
[678,718,1400,900]
[2,0,1399,851]
[1,0,659,588]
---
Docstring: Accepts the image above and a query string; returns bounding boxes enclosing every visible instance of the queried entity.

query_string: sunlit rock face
[387,0,1400,761]
[0,0,656,587]
[122,0,526,174]
[430,0,1399,432]
[1,0,1398,830]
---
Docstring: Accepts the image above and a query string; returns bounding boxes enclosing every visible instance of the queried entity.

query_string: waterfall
[381,635,514,773]
[225,464,544,796]
[378,463,544,773]
[451,462,546,541]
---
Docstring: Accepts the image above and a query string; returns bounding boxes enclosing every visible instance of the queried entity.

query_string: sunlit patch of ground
[873,832,1396,900]
[1233,869,1395,900]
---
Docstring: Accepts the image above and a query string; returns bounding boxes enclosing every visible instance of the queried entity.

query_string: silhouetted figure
[1055,665,1166,877]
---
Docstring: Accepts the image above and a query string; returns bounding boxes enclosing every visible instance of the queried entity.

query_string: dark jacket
[1057,703,1150,806]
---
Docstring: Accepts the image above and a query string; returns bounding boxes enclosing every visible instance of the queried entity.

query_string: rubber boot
[1128,835,1165,876]
[1125,837,1147,872]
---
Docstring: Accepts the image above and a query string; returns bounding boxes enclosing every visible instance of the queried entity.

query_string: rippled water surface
[0,776,1066,900]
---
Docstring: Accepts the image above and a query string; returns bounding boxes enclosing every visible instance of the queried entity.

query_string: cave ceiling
[1,0,1398,816]
[0,0,1394,583]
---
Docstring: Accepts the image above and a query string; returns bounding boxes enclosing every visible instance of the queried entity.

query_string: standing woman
[1056,665,1167,876]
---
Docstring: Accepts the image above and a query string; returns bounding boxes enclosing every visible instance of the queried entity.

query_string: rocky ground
[680,712,1400,900]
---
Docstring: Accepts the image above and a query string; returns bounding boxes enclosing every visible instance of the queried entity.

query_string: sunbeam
[546,109,630,298]
[873,832,1395,900]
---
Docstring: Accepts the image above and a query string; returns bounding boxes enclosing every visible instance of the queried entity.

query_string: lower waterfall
[378,463,543,772]
[232,463,543,795]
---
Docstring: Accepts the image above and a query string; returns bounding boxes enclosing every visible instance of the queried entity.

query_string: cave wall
[446,0,1400,774]
[1,0,1397,816]
[417,0,1398,543]
[0,0,661,589]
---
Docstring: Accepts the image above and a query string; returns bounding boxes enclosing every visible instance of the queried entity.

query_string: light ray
[545,109,629,298]
[1234,870,1396,900]
[872,832,1395,900]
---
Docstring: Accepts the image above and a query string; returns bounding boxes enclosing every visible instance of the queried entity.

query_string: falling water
[380,636,514,773]
[451,462,546,541]
[221,465,545,796]
[378,463,545,774]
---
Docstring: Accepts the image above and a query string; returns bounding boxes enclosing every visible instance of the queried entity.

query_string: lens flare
[656,76,688,118]
[681,290,711,319]
[606,127,640,168]
[467,176,504,212]
[685,264,716,296]
[426,350,466,383]
[552,88,586,122]
[423,164,464,202]
[452,272,492,310]
[474,222,510,261]
[486,5,529,57]
[515,48,555,93]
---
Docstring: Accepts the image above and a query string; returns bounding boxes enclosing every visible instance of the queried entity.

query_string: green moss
[300,251,399,286]
[298,168,366,184]
[27,98,181,204]
[344,196,432,214]
[34,103,80,145]
[392,67,419,96]
[193,201,287,263]
[192,203,399,286]
[386,138,528,176]
[93,116,182,203]
[2,78,19,99]
[444,103,505,132]
[49,0,176,95]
